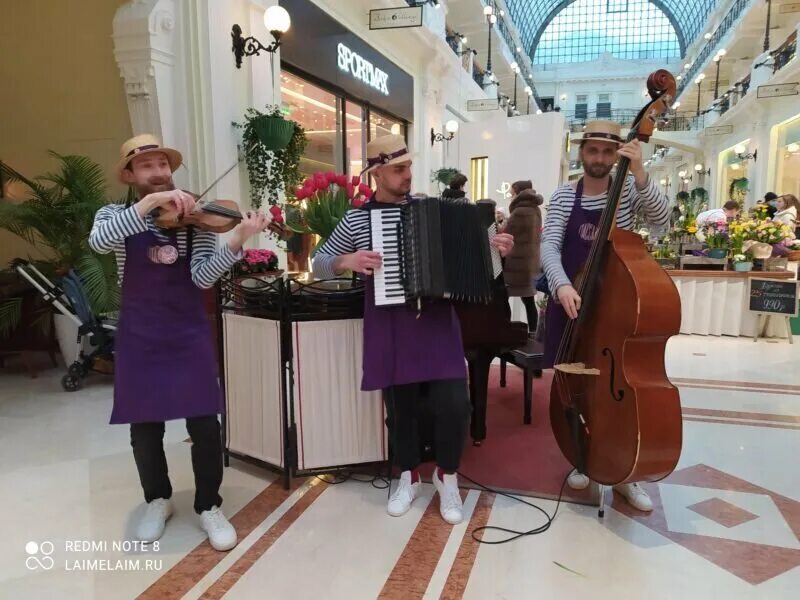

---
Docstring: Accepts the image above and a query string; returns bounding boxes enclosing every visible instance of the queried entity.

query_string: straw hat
[116,134,182,182]
[576,120,624,146]
[361,134,412,175]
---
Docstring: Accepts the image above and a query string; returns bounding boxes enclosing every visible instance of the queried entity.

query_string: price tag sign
[749,278,799,316]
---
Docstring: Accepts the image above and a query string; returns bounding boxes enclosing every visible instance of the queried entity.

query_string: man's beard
[137,175,175,197]
[584,162,614,179]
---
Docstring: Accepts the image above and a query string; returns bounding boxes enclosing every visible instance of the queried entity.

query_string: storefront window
[345,99,367,177]
[280,71,339,178]
[720,140,750,206]
[775,115,800,197]
[470,157,489,200]
[370,111,404,140]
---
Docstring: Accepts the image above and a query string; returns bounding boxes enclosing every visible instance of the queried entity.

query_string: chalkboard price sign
[748,278,799,316]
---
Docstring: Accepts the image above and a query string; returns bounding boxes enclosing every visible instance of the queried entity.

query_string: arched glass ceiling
[505,0,720,64]
[535,0,680,64]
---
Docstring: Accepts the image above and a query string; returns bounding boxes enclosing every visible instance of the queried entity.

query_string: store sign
[467,98,500,111]
[757,83,799,99]
[780,3,800,14]
[280,0,414,121]
[369,6,423,30]
[337,43,389,95]
[704,125,734,136]
[665,155,684,162]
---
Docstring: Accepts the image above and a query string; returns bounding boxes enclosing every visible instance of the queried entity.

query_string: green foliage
[0,153,120,316]
[729,177,749,203]
[234,106,308,208]
[0,298,22,337]
[285,186,352,255]
[431,167,461,187]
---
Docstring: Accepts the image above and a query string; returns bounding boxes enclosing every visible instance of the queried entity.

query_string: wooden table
[666,270,796,338]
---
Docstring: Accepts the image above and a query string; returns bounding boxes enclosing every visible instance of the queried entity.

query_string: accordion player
[369,196,503,307]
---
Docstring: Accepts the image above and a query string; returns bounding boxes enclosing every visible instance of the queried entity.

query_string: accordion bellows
[370,197,500,306]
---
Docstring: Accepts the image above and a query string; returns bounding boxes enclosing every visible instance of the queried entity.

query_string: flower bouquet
[233,248,280,277]
[286,171,372,254]
[696,220,728,257]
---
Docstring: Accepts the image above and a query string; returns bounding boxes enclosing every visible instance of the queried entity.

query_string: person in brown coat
[502,180,543,333]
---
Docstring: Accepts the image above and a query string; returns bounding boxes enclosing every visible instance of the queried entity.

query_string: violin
[148,152,286,236]
[152,193,285,236]
[549,69,683,486]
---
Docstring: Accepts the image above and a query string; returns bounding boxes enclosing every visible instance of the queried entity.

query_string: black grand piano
[454,278,530,445]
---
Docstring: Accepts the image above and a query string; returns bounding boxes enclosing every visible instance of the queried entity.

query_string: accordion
[369,197,502,307]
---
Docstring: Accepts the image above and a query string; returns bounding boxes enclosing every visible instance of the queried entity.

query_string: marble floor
[1,334,798,599]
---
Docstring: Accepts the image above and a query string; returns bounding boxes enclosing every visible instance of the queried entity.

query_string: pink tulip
[351,175,361,188]
[325,171,337,185]
[358,183,372,197]
[346,183,355,198]
[313,173,327,189]
[351,197,366,209]
[295,187,308,200]
[335,174,348,187]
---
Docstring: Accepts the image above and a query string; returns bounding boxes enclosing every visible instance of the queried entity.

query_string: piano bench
[498,340,544,426]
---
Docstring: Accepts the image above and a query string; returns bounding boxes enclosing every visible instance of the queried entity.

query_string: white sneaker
[433,468,464,525]
[200,506,238,551]
[613,482,653,512]
[567,471,590,490]
[136,498,173,542]
[387,471,420,517]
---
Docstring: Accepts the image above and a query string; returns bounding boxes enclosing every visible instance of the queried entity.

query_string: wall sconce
[694,163,711,176]
[787,142,800,154]
[431,120,459,145]
[231,6,291,68]
[734,143,757,161]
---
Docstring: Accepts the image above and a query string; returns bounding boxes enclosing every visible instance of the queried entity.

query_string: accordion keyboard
[370,208,406,306]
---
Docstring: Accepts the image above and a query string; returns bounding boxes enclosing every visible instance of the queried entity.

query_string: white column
[114,0,283,258]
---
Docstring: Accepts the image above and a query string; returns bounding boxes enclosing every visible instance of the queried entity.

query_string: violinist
[89,134,270,551]
[540,120,670,511]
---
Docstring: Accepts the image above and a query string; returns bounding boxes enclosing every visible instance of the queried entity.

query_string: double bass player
[540,120,671,512]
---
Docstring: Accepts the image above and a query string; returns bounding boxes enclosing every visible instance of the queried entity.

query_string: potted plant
[286,172,372,254]
[698,221,729,258]
[0,154,120,360]
[729,177,749,205]
[732,253,753,272]
[431,167,462,190]
[234,106,307,208]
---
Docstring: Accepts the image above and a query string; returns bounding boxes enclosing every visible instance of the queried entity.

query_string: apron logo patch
[578,223,598,242]
[148,245,178,265]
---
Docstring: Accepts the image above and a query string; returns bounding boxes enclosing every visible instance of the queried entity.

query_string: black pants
[130,415,223,514]
[521,296,538,332]
[384,378,470,473]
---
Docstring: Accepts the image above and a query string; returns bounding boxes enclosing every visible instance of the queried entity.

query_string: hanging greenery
[234,106,307,208]
[729,177,749,203]
[431,167,462,189]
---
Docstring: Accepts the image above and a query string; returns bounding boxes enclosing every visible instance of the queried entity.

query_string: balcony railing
[563,108,640,132]
[718,74,751,115]
[772,31,797,74]
[677,0,754,98]
[657,112,706,132]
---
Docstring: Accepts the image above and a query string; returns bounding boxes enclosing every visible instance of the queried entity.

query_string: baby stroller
[15,261,116,391]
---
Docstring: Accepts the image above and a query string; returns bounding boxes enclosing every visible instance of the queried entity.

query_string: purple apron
[543,179,603,369]
[361,200,466,391]
[110,228,222,424]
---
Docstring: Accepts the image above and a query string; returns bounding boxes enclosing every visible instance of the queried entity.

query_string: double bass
[549,69,682,487]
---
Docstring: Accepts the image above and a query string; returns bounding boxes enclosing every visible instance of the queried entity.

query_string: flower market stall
[650,189,799,338]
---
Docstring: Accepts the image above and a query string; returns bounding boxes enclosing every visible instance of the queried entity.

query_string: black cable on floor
[457,469,573,545]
